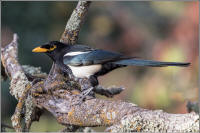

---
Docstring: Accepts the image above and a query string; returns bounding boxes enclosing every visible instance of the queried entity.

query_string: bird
[32,41,190,98]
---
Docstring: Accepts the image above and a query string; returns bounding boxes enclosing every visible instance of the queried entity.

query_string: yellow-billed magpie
[32,41,190,98]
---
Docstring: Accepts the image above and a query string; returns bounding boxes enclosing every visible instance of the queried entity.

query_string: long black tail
[114,59,190,67]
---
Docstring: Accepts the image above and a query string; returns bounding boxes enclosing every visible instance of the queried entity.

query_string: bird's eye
[49,45,57,51]
[40,44,56,51]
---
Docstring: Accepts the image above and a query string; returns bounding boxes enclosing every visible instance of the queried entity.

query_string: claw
[71,87,94,106]
[81,87,94,96]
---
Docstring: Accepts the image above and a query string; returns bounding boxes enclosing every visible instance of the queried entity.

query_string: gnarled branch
[1,34,45,132]
[32,86,199,132]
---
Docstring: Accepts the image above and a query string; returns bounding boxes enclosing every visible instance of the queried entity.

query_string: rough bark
[1,34,46,132]
[60,1,91,44]
[32,87,199,132]
[1,1,199,132]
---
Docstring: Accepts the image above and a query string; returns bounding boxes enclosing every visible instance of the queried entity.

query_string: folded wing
[63,49,190,67]
[63,49,128,66]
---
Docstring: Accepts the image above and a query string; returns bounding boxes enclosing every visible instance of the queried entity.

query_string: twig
[94,85,125,97]
[187,101,199,113]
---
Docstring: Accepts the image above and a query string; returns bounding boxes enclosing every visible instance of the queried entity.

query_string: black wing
[63,49,128,66]
[63,45,190,67]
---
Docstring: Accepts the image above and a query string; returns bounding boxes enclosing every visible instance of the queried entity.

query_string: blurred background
[1,1,198,132]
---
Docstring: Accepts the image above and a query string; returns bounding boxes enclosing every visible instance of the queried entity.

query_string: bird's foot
[71,87,94,106]
[81,87,94,97]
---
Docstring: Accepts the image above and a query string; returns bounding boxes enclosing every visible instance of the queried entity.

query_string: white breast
[68,65,102,78]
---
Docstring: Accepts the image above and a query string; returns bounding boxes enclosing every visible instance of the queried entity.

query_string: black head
[32,41,69,53]
[32,41,69,61]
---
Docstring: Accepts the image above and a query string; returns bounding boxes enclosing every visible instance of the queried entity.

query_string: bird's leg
[89,75,99,87]
[71,76,98,105]
[79,75,98,97]
[63,68,75,80]
[71,87,94,106]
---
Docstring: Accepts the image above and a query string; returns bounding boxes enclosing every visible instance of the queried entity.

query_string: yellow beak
[32,47,48,53]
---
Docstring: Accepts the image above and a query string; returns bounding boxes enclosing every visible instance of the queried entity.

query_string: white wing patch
[64,51,90,56]
[68,64,102,78]
[65,51,101,78]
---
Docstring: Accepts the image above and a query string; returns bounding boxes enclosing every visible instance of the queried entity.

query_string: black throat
[46,46,68,65]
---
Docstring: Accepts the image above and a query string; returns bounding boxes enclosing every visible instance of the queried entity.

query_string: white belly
[68,65,102,78]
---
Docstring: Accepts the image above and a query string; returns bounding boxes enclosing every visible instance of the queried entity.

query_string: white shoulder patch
[64,51,90,56]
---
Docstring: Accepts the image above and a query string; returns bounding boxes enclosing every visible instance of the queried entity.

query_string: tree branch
[32,87,199,132]
[60,1,91,44]
[1,34,45,132]
[1,34,28,99]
